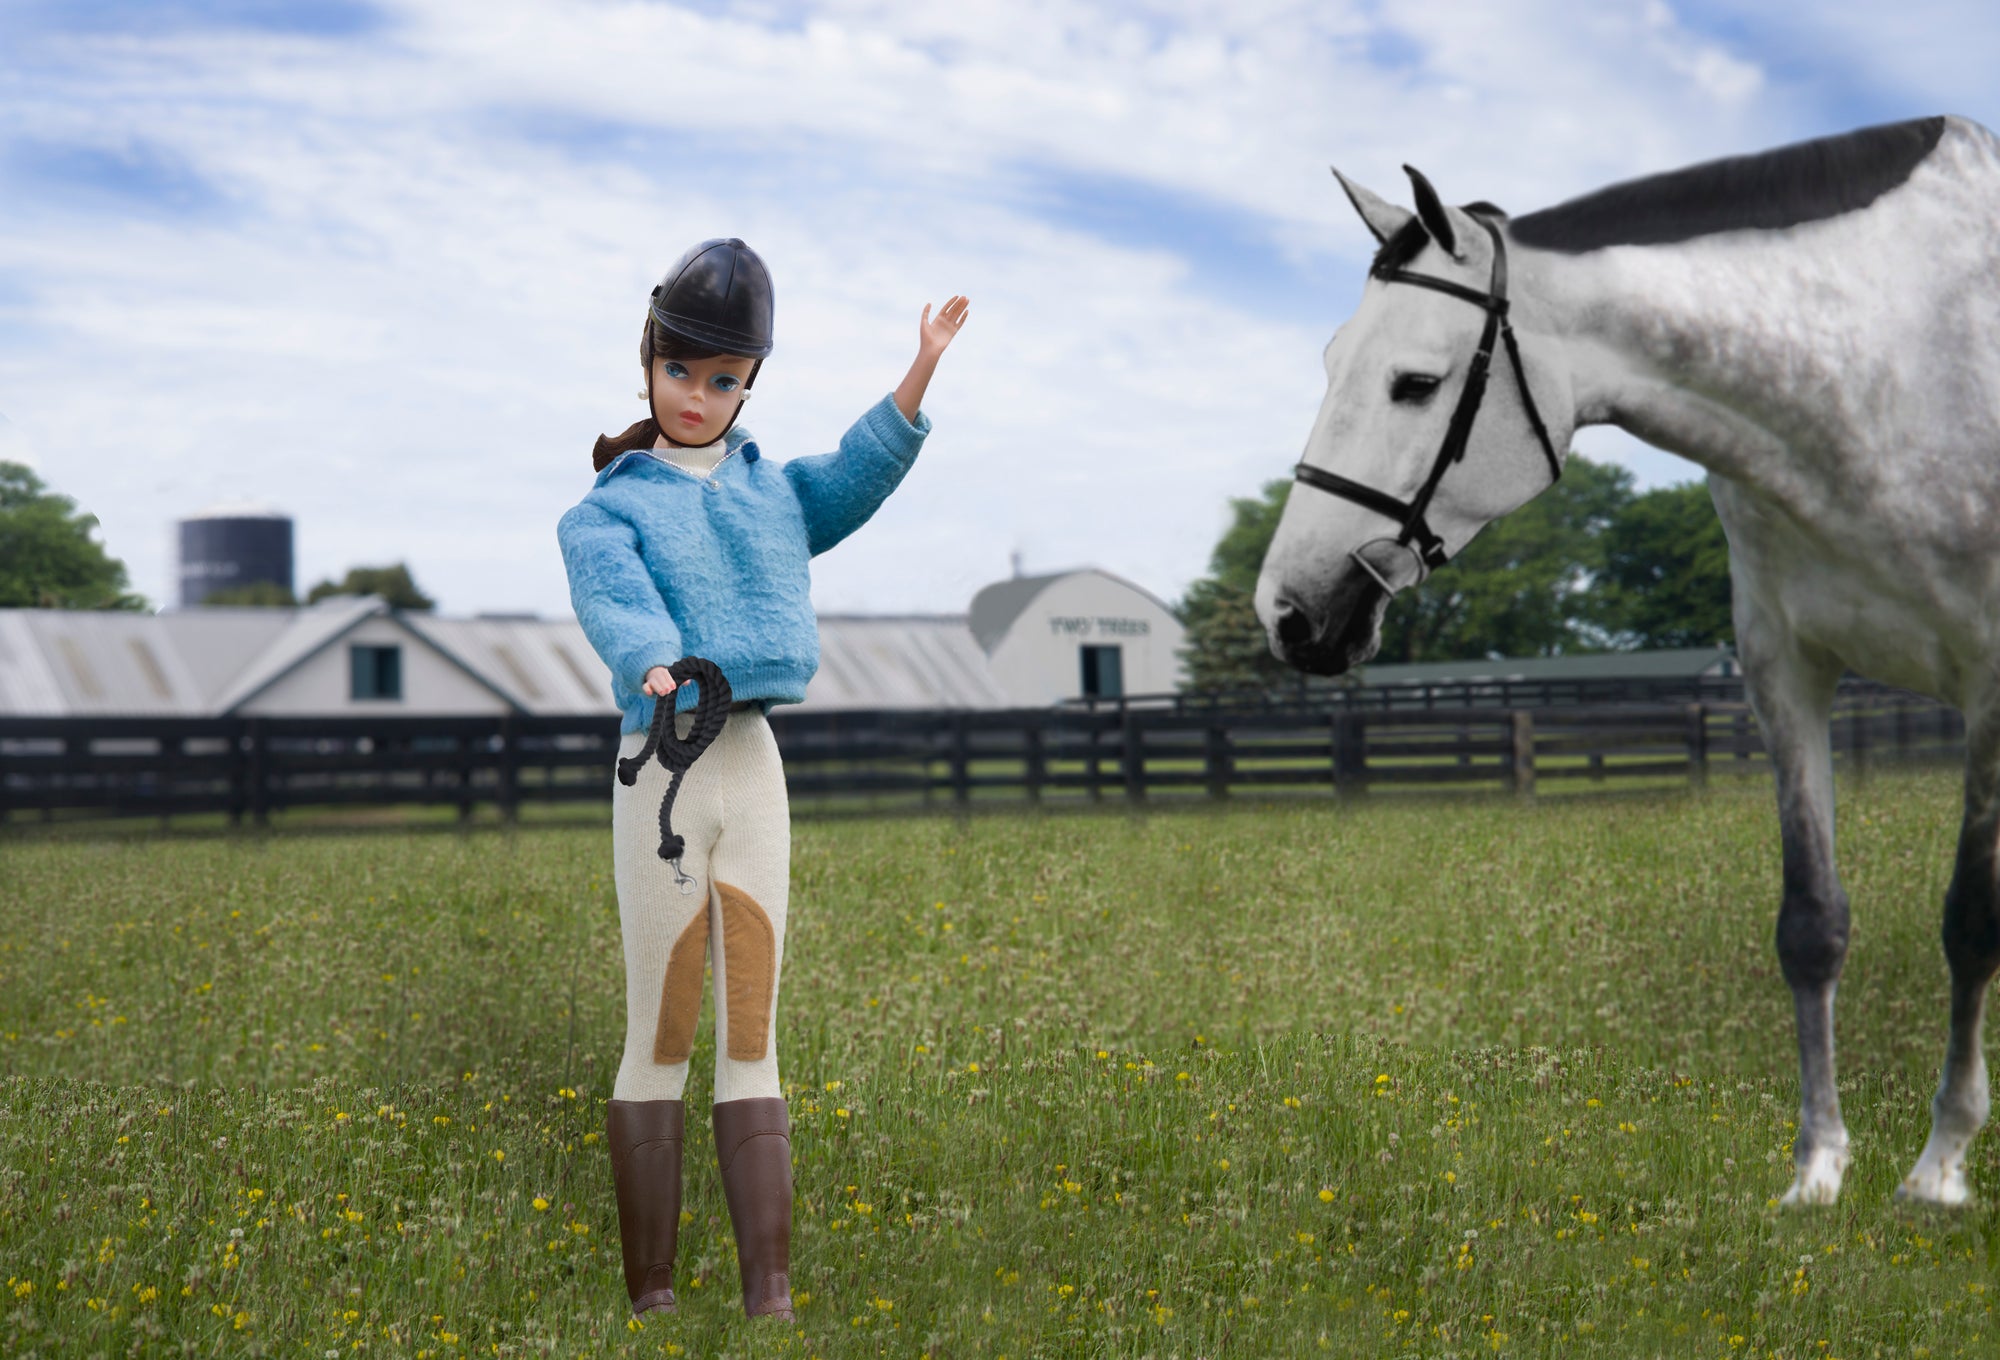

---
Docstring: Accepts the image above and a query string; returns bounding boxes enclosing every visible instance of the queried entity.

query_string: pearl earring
[636,389,647,400]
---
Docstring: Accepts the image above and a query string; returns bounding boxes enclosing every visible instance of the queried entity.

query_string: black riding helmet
[651,237,775,357]
[646,238,774,447]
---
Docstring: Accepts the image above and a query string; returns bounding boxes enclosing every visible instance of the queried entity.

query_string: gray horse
[1255,116,2000,1206]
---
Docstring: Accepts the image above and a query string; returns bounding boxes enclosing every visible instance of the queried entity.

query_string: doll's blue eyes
[660,362,740,394]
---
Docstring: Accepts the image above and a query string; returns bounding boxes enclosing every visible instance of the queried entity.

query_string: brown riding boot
[712,1097,795,1321]
[606,1099,685,1316]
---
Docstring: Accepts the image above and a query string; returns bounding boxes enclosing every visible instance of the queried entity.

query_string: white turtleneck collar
[647,435,728,476]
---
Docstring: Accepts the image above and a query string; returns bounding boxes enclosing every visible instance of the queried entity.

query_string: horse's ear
[1403,165,1460,258]
[1332,168,1413,246]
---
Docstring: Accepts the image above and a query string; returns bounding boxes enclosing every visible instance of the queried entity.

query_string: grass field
[5,768,2000,1358]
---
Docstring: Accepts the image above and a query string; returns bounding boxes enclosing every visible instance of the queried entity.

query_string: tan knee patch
[652,912,710,1064]
[717,882,777,1061]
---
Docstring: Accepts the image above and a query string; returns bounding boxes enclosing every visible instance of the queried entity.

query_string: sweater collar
[597,425,760,485]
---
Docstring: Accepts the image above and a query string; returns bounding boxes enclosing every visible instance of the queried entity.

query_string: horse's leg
[1900,708,2000,1205]
[1742,635,1850,1206]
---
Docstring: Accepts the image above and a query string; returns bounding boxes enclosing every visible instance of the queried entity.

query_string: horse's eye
[1391,373,1442,405]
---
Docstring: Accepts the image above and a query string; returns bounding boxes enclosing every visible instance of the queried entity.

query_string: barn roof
[810,615,1012,710]
[0,602,1019,716]
[402,614,615,716]
[967,568,1178,655]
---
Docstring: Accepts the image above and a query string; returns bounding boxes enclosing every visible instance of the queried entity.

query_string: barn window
[1080,644,1123,699]
[350,644,403,700]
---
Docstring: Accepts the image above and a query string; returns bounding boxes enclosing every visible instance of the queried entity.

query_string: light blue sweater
[558,393,931,732]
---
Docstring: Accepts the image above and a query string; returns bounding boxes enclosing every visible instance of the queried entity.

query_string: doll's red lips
[677,411,702,425]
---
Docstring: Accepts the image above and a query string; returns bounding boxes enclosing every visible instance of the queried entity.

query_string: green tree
[0,461,147,610]
[1587,480,1734,648]
[1176,479,1296,691]
[306,563,435,612]
[1373,455,1633,663]
[200,581,299,607]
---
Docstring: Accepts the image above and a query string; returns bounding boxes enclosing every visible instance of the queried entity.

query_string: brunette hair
[590,318,730,470]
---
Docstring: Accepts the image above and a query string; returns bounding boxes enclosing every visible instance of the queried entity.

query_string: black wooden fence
[0,681,1967,826]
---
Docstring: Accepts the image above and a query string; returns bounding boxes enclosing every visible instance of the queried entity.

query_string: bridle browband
[1293,214,1562,586]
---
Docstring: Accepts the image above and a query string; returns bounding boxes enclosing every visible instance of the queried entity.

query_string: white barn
[969,569,1187,706]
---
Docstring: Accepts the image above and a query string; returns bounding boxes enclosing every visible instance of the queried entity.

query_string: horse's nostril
[1274,597,1315,651]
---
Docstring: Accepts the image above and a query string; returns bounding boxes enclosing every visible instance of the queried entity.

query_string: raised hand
[918,295,971,358]
[895,293,970,422]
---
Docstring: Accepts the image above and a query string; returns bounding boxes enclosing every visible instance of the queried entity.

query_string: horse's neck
[1523,118,1999,505]
[1536,234,1905,495]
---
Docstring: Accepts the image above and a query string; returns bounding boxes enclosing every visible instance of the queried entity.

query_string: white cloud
[0,0,1993,620]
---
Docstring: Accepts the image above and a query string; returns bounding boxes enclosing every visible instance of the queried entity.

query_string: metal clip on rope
[616,657,733,894]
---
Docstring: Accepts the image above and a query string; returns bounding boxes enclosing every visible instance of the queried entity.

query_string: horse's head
[1255,166,1574,675]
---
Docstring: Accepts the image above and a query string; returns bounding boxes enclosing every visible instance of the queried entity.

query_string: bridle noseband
[1293,215,1563,589]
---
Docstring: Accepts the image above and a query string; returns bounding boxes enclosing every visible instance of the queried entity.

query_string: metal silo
[178,501,294,607]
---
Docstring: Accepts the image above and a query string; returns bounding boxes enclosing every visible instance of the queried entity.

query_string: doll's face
[649,353,756,445]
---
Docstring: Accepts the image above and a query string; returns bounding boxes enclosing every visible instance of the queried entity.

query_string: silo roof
[184,499,289,520]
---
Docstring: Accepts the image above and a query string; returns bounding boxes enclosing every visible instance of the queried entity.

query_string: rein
[616,656,733,892]
[1292,215,1562,588]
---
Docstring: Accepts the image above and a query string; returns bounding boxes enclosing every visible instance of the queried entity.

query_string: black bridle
[1292,214,1562,587]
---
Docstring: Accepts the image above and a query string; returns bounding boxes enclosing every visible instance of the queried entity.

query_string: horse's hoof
[1779,1146,1848,1206]
[1779,1177,1841,1207]
[1896,1163,1972,1206]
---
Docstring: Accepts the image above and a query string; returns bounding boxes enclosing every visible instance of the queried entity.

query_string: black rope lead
[616,656,733,892]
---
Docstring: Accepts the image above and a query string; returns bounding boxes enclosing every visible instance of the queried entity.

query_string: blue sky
[2,0,1996,618]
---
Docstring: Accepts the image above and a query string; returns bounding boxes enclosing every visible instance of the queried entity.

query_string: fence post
[950,713,971,806]
[1121,707,1145,802]
[457,730,476,822]
[1205,722,1230,800]
[498,715,520,822]
[1686,703,1708,790]
[246,719,269,827]
[1023,718,1045,803]
[1333,713,1367,796]
[1508,711,1535,797]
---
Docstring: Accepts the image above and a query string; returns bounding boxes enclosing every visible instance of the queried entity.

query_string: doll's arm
[892,295,970,423]
[556,501,682,695]
[782,396,930,556]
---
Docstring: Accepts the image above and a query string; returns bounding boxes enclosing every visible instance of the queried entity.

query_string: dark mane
[1510,116,1946,253]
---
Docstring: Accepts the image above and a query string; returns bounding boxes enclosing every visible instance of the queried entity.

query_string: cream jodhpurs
[610,708,789,1104]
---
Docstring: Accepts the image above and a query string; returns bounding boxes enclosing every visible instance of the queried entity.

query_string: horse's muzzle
[1266,575,1389,677]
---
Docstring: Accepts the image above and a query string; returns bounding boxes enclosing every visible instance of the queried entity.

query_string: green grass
[4,768,1999,1358]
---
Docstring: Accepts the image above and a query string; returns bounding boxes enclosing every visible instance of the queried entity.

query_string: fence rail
[0,682,1968,826]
